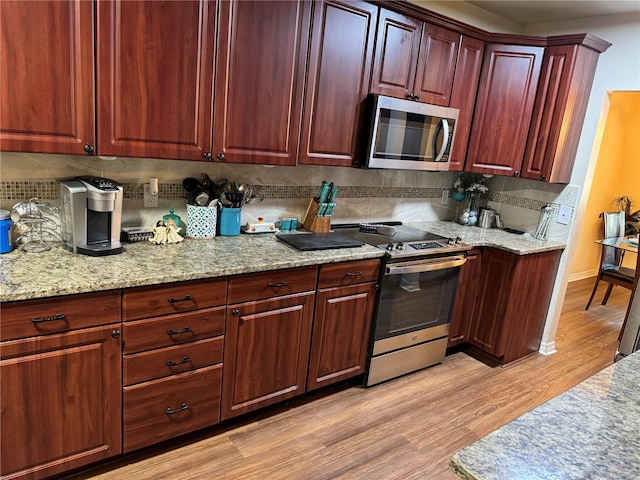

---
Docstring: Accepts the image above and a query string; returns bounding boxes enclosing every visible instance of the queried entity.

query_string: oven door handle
[385,255,466,275]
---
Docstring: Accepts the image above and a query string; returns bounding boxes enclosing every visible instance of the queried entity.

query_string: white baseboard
[568,270,598,283]
[538,341,557,356]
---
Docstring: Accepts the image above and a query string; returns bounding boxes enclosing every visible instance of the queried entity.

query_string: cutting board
[276,232,364,251]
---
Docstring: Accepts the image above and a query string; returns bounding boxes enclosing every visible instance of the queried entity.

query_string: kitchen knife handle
[318,181,330,203]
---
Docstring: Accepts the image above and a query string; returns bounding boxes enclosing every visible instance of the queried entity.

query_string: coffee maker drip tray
[78,241,123,257]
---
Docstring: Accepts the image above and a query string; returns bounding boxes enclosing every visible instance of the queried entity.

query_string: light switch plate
[557,205,572,225]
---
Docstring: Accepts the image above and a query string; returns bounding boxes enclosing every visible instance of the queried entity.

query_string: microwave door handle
[432,119,449,162]
[386,256,467,275]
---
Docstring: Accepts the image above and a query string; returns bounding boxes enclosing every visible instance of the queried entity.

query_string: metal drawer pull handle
[166,356,191,367]
[268,281,288,288]
[31,313,66,323]
[167,326,192,335]
[168,295,193,303]
[165,403,189,415]
[345,271,362,277]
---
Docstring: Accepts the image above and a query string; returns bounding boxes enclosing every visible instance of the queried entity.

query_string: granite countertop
[407,221,566,255]
[450,351,640,480]
[0,222,565,303]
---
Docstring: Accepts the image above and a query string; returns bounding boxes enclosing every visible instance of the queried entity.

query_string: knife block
[302,198,331,233]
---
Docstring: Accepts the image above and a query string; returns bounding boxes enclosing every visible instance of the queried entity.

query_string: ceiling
[464,1,640,25]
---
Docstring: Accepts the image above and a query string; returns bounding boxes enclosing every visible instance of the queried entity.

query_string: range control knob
[447,237,455,245]
[396,242,404,250]
[386,243,395,251]
[455,236,463,245]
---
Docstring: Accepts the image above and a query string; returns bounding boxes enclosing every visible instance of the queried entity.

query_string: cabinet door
[468,248,516,357]
[1,325,122,480]
[448,249,482,347]
[0,0,95,155]
[448,36,484,171]
[96,0,216,161]
[308,282,377,391]
[521,44,599,183]
[369,8,422,100]
[466,44,544,177]
[213,0,311,165]
[413,23,460,106]
[298,0,377,166]
[221,292,315,420]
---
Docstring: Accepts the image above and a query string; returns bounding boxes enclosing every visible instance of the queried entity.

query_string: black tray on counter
[276,232,364,251]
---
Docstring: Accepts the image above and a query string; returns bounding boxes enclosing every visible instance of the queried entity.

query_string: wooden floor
[67,278,631,480]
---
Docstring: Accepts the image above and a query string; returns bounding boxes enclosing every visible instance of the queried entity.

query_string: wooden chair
[585,211,636,309]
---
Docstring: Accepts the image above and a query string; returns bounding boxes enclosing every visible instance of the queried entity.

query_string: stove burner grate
[409,241,443,250]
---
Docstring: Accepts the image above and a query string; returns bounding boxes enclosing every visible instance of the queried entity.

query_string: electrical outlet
[557,205,572,225]
[144,184,159,208]
[441,189,449,205]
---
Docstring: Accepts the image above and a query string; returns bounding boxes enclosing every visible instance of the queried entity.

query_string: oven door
[374,255,466,343]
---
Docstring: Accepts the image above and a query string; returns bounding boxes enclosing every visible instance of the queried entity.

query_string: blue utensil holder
[219,207,241,236]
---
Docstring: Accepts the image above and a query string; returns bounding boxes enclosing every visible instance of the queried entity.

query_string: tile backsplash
[0,152,578,242]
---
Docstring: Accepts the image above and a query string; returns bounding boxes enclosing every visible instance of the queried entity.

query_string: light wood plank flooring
[67,278,631,480]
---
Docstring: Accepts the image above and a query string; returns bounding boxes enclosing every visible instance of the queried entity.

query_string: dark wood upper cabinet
[298,0,378,167]
[96,0,216,161]
[413,24,460,106]
[521,40,606,183]
[370,9,461,106]
[448,36,485,171]
[0,0,95,155]
[466,44,544,177]
[369,9,422,100]
[213,0,311,165]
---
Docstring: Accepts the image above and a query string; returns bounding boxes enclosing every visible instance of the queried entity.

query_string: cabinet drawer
[123,365,221,452]
[1,290,121,341]
[228,266,317,304]
[123,307,225,354]
[122,278,227,321]
[124,336,223,386]
[318,260,381,288]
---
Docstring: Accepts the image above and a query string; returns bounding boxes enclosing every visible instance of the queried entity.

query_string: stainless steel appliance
[363,95,459,172]
[59,176,123,256]
[335,223,469,385]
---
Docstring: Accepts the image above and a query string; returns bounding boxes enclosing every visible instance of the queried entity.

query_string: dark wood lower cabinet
[448,248,482,347]
[468,248,563,364]
[221,292,315,420]
[308,282,377,390]
[123,365,222,453]
[0,325,122,480]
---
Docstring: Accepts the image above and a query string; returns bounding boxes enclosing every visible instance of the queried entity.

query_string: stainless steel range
[334,223,470,386]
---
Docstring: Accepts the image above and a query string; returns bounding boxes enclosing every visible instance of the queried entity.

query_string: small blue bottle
[0,209,12,253]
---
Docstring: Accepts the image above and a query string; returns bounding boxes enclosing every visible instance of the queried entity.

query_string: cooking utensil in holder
[302,198,331,233]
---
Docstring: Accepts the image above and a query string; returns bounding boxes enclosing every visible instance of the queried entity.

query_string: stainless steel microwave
[364,95,459,171]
